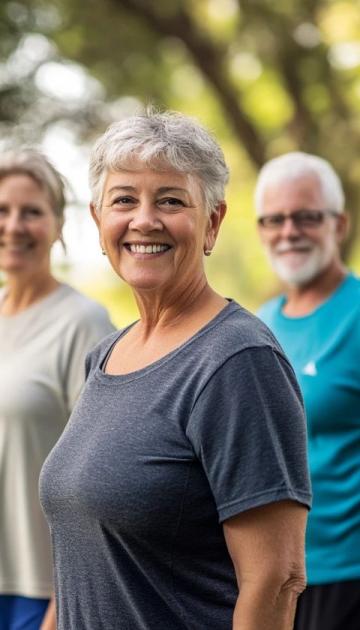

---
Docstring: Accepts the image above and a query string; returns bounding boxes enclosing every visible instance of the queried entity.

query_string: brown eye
[159,197,185,211]
[25,207,42,217]
[258,214,284,228]
[295,210,324,226]
[111,196,135,208]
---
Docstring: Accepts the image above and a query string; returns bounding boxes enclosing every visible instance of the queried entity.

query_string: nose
[1,210,25,234]
[129,202,163,233]
[278,216,301,239]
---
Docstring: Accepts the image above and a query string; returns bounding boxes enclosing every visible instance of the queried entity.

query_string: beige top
[0,283,114,598]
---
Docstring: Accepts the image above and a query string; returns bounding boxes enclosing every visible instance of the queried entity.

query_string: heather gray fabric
[40,300,311,630]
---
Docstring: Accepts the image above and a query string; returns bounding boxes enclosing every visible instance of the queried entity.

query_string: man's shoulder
[256,294,284,324]
[342,273,360,301]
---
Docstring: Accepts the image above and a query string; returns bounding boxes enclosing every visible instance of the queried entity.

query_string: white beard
[265,236,338,287]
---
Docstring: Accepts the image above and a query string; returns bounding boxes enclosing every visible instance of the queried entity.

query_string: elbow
[278,568,307,598]
[254,563,307,602]
[267,562,307,612]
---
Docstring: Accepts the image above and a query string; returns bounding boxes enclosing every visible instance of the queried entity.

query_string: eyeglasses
[257,209,339,230]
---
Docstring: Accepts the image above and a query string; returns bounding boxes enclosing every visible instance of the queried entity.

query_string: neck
[1,270,59,315]
[283,259,347,316]
[133,276,225,339]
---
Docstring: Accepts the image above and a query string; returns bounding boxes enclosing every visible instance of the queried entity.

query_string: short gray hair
[0,148,66,223]
[254,151,345,215]
[89,109,229,215]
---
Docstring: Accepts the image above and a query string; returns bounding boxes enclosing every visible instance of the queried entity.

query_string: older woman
[40,111,312,630]
[0,149,114,630]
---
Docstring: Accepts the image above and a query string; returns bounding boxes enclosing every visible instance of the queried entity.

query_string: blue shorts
[0,595,49,630]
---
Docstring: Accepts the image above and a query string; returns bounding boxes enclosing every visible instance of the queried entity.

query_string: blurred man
[255,152,360,630]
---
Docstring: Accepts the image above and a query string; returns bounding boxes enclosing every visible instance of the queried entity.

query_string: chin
[0,262,27,274]
[121,273,169,293]
[269,242,339,288]
[271,256,326,287]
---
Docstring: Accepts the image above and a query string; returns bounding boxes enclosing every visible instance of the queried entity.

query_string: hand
[40,596,56,630]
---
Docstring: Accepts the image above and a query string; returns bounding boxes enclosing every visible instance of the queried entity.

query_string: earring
[204,249,212,256]
[101,250,106,256]
[59,233,67,254]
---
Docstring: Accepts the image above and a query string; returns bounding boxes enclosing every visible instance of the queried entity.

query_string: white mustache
[274,240,313,254]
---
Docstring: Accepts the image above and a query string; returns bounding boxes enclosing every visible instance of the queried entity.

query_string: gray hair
[89,110,229,215]
[254,151,345,215]
[0,148,66,223]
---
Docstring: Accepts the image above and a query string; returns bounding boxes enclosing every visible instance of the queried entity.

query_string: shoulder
[184,302,295,398]
[187,301,292,393]
[206,300,284,357]
[333,273,360,342]
[316,273,360,328]
[54,284,114,332]
[57,284,111,321]
[256,294,284,324]
[344,273,360,302]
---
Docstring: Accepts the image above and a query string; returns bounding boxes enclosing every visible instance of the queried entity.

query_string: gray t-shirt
[40,301,311,630]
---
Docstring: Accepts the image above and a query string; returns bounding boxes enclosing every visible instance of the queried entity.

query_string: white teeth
[129,244,169,254]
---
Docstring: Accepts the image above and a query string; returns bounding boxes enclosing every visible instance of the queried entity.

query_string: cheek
[35,223,59,244]
[260,233,277,250]
[183,215,207,244]
[321,233,338,253]
[99,214,126,241]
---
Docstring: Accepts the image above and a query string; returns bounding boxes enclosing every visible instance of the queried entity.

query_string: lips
[0,241,34,252]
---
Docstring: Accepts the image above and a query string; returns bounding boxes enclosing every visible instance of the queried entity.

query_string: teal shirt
[258,273,360,584]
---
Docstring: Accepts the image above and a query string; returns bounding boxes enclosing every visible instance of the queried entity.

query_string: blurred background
[1,0,360,326]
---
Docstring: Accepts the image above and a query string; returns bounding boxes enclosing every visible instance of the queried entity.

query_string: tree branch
[113,0,267,166]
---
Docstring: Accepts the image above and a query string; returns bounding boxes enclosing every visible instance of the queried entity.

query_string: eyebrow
[107,185,189,194]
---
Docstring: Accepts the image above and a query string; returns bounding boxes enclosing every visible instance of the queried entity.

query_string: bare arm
[223,500,308,630]
[40,594,56,630]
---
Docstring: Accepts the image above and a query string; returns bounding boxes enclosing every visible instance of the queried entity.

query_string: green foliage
[1,0,360,308]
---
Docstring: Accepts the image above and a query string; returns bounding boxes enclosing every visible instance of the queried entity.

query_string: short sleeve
[186,346,312,522]
[64,309,115,413]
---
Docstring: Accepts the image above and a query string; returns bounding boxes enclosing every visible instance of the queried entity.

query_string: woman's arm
[223,500,308,630]
[40,594,56,630]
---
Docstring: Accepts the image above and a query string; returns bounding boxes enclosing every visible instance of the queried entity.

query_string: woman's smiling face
[91,165,215,297]
[0,174,60,277]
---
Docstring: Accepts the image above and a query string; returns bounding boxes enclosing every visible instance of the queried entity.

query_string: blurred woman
[0,149,114,630]
[40,111,312,630]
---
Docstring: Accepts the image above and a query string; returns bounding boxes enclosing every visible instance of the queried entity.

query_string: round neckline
[278,272,353,322]
[0,282,68,320]
[96,299,239,384]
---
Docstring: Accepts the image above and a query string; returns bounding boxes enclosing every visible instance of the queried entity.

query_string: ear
[90,202,106,253]
[335,211,350,244]
[90,202,100,229]
[53,218,64,247]
[204,201,227,252]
